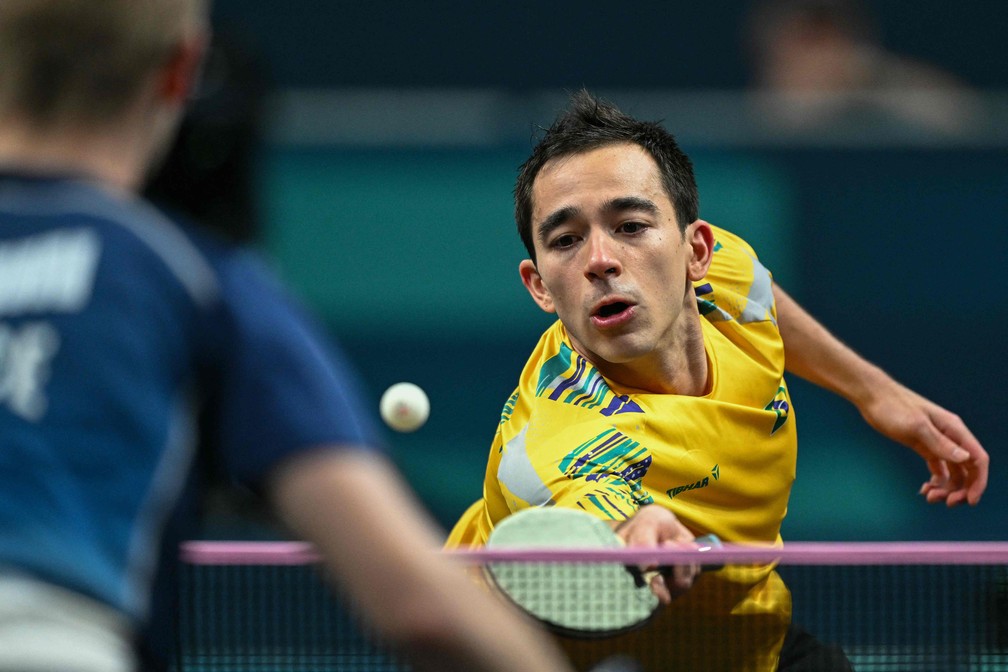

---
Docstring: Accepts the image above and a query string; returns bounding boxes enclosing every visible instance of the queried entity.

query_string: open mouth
[591,300,635,327]
[595,302,630,318]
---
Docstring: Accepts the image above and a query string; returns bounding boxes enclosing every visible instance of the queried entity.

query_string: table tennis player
[447,89,988,671]
[0,2,578,671]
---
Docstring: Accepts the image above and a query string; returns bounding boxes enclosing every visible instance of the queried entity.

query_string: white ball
[379,382,430,432]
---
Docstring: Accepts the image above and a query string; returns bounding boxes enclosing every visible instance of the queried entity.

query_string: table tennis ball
[380,382,430,432]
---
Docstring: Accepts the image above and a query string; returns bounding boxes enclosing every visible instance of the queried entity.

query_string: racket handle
[693,533,724,571]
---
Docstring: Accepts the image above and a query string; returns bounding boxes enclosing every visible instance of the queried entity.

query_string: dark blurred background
[148,0,1007,542]
[205,0,1008,90]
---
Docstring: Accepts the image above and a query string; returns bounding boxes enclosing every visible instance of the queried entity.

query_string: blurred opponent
[0,2,575,671]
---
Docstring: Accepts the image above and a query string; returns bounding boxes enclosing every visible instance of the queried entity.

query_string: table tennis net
[175,541,1008,671]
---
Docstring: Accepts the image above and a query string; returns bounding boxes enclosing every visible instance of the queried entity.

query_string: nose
[583,232,621,280]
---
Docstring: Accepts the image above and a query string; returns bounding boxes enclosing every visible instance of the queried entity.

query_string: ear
[686,219,715,282]
[157,33,209,105]
[518,259,556,314]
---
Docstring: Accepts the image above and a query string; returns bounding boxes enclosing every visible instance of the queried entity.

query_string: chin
[582,339,649,369]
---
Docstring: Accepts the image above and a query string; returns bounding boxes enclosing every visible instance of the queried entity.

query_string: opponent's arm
[773,283,988,506]
[268,449,575,672]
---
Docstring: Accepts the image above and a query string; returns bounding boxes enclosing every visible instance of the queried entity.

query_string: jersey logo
[765,386,791,434]
[0,321,60,421]
[0,228,100,316]
[666,464,720,499]
[666,476,710,499]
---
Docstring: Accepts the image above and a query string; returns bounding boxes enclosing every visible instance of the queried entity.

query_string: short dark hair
[514,89,699,262]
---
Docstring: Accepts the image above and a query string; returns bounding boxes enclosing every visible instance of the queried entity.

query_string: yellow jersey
[448,225,797,671]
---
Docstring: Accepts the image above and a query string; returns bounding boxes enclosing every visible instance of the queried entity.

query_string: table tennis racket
[484,507,720,638]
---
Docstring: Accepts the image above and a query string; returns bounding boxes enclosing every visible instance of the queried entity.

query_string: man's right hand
[613,505,702,604]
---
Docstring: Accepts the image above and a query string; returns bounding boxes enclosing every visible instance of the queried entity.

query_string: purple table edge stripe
[179,540,1008,566]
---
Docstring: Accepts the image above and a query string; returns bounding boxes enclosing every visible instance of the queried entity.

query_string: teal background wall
[253,144,1006,542]
[186,0,1007,542]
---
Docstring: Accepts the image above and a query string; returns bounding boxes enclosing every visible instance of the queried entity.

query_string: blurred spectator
[744,0,986,138]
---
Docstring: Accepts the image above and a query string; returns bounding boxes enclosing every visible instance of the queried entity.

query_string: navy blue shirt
[0,174,382,633]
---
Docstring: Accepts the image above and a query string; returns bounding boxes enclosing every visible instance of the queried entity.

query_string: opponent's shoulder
[0,175,224,308]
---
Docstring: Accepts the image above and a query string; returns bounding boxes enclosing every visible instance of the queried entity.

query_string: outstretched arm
[268,449,575,672]
[773,283,988,506]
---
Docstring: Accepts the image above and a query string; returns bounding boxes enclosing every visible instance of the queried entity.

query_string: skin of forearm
[268,450,574,672]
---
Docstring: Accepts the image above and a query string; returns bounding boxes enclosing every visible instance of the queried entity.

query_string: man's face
[519,142,710,386]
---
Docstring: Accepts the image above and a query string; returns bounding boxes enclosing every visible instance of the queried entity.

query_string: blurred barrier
[263,89,1008,148]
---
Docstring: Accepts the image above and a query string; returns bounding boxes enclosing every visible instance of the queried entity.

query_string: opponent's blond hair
[0,0,208,128]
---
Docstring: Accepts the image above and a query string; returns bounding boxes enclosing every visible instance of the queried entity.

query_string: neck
[651,319,710,396]
[0,113,156,192]
[575,308,711,397]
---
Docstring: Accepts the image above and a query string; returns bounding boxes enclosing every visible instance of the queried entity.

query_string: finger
[648,572,672,605]
[919,460,945,496]
[923,477,965,505]
[922,474,952,503]
[965,450,989,506]
[943,463,983,509]
[928,458,950,481]
[939,478,968,507]
[932,410,985,459]
[616,517,692,547]
[921,481,945,498]
[626,563,673,603]
[920,482,948,500]
[925,487,951,504]
[926,411,988,505]
[909,419,971,465]
[664,562,700,595]
[920,448,987,506]
[945,489,968,507]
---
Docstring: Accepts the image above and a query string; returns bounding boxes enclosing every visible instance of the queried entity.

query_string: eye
[618,221,648,235]
[549,233,579,250]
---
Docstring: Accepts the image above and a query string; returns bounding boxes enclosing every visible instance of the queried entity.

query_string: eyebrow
[537,205,581,246]
[535,196,660,245]
[603,196,660,217]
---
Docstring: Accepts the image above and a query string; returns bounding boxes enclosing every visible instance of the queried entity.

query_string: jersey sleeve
[205,250,385,487]
[695,224,778,326]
